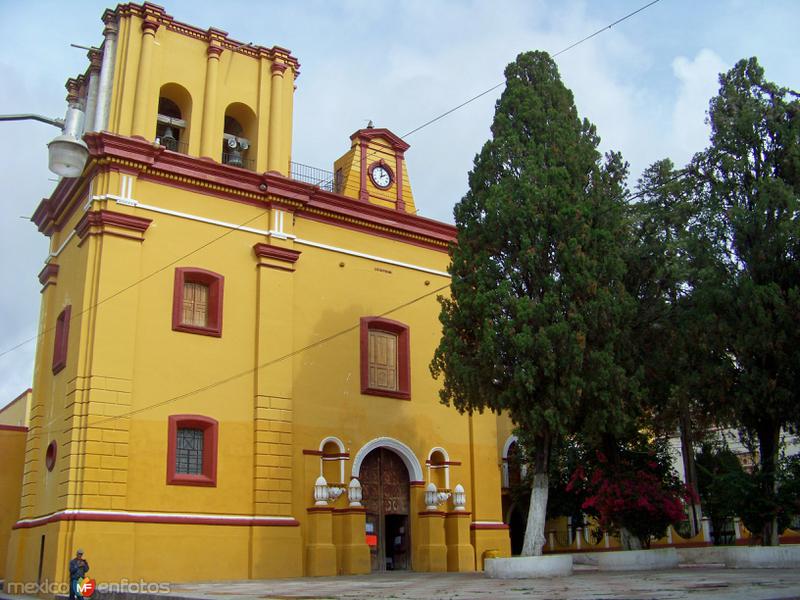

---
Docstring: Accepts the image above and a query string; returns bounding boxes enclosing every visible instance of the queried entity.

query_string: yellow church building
[3,2,516,586]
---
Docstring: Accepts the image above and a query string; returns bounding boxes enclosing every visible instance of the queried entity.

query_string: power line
[92,280,452,426]
[90,166,688,426]
[0,0,664,360]
[0,206,272,360]
[328,0,663,183]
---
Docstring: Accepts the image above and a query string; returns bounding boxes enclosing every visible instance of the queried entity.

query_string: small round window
[45,440,57,472]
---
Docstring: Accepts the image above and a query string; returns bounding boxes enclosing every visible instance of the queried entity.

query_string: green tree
[430,51,637,556]
[623,159,733,535]
[693,57,800,545]
[696,442,746,544]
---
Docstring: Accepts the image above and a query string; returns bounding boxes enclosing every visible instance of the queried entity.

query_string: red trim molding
[167,415,219,486]
[302,449,324,456]
[13,510,299,529]
[419,511,447,517]
[333,507,367,515]
[33,133,455,252]
[52,305,71,374]
[0,424,29,433]
[350,127,410,153]
[307,506,335,514]
[172,267,224,337]
[470,522,510,531]
[253,243,301,271]
[360,317,411,400]
[395,152,404,211]
[38,264,59,290]
[75,209,152,245]
[409,481,426,487]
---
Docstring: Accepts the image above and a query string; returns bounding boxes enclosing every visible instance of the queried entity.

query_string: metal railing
[157,138,189,154]
[222,152,255,171]
[290,161,334,192]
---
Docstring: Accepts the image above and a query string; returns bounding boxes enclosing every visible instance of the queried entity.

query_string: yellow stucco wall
[4,3,511,587]
[0,429,27,579]
[0,390,31,427]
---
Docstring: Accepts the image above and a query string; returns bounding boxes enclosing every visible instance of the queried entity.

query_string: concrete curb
[725,546,800,569]
[597,547,679,571]
[676,546,727,565]
[485,555,573,578]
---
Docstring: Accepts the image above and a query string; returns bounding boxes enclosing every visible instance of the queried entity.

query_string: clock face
[370,165,393,189]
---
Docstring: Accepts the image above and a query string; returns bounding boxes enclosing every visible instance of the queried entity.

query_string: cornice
[75,209,152,245]
[350,127,410,152]
[33,132,456,253]
[114,3,300,73]
[253,243,301,264]
[38,263,60,288]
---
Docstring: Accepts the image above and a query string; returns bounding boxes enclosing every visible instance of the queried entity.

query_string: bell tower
[333,126,416,213]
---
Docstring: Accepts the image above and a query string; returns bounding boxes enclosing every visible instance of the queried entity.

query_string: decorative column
[130,17,160,138]
[267,62,287,174]
[200,30,226,159]
[93,10,118,132]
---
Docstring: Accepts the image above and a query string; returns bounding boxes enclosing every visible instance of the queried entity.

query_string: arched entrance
[360,448,410,571]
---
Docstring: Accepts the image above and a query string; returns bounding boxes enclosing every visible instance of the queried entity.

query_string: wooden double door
[360,448,411,571]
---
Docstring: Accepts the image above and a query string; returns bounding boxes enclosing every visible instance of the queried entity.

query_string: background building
[3,3,511,586]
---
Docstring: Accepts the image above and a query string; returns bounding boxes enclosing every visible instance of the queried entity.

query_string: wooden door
[360,448,410,571]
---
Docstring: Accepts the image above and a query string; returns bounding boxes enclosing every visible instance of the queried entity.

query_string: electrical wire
[0,0,664,361]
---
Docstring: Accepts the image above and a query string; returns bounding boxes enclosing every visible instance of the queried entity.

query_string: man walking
[68,549,89,600]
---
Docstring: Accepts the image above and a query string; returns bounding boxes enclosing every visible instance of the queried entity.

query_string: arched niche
[157,82,192,153]
[222,101,257,169]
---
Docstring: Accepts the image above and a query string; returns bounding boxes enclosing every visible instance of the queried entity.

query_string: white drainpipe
[94,13,119,132]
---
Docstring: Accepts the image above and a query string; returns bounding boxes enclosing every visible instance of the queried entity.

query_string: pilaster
[130,10,162,138]
[306,507,337,576]
[252,240,300,517]
[333,508,370,575]
[200,29,226,159]
[416,511,448,572]
[267,62,287,174]
[445,511,475,571]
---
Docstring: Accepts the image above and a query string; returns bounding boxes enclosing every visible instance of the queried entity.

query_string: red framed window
[360,317,410,399]
[52,305,71,374]
[172,268,224,337]
[167,415,218,486]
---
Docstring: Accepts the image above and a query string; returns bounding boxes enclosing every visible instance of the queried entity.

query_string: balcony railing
[222,152,255,171]
[290,161,334,192]
[156,138,189,154]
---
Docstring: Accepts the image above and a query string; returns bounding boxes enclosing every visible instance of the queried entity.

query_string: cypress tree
[694,57,800,545]
[431,51,636,556]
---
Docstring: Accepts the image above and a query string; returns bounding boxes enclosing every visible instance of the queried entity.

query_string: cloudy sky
[0,0,798,407]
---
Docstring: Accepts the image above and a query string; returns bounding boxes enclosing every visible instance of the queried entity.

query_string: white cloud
[669,49,728,163]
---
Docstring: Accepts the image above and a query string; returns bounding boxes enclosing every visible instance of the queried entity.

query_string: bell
[226,147,243,168]
[161,126,177,151]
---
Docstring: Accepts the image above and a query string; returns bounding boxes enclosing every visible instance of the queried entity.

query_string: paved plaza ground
[137,566,800,600]
[3,565,800,600]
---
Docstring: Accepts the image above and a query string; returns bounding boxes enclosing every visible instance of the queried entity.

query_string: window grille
[176,428,204,475]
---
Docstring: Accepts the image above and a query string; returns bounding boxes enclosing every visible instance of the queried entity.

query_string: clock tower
[333,126,416,213]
